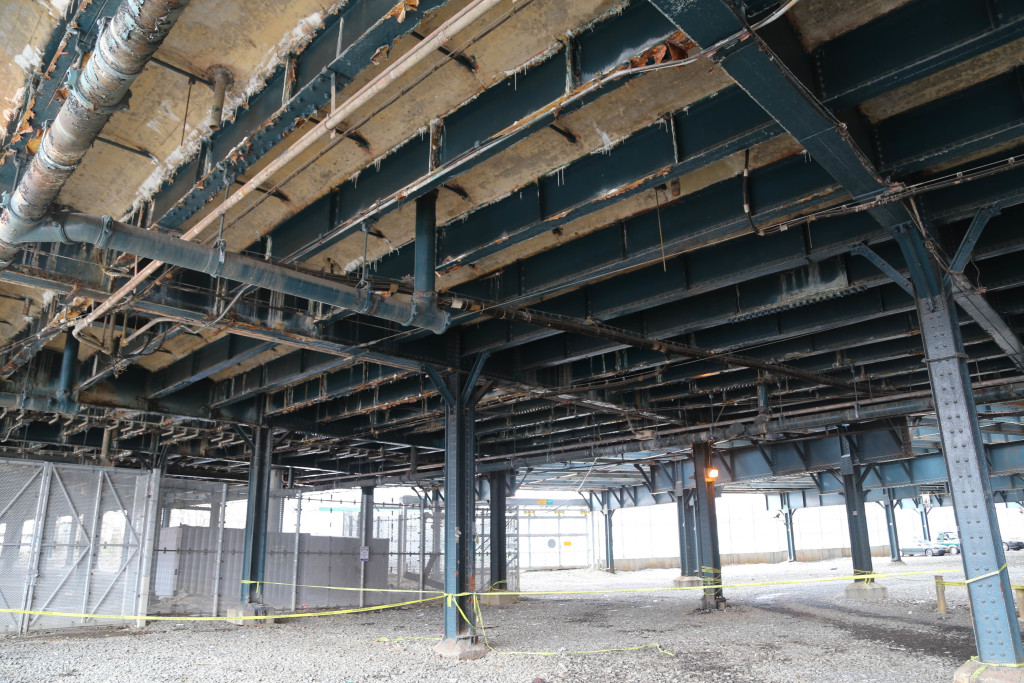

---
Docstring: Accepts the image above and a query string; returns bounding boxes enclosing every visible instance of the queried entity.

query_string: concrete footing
[955,659,1024,682]
[226,602,274,625]
[673,575,703,588]
[844,581,888,601]
[435,637,488,660]
[480,590,518,607]
[701,596,727,610]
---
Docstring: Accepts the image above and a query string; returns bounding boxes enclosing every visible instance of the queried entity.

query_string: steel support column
[897,226,1024,666]
[683,490,698,576]
[917,499,932,541]
[240,426,272,604]
[676,479,693,575]
[883,489,902,562]
[840,442,873,581]
[488,471,508,591]
[692,442,724,608]
[432,350,488,654]
[604,503,615,574]
[783,507,797,563]
[358,485,374,609]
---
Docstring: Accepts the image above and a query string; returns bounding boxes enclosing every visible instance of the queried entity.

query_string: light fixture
[706,468,720,481]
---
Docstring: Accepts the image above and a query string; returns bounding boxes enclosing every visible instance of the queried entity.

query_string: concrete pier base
[673,575,703,588]
[435,637,488,660]
[844,582,888,601]
[226,602,274,625]
[480,590,518,607]
[701,595,727,610]
[955,659,1024,682]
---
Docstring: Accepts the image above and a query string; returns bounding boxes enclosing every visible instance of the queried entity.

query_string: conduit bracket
[95,216,115,250]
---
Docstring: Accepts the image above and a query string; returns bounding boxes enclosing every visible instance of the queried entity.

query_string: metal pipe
[414,190,438,301]
[56,333,80,406]
[69,0,505,339]
[207,67,233,130]
[17,214,448,333]
[0,0,192,267]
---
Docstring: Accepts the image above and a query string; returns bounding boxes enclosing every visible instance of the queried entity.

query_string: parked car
[901,539,948,556]
[1003,539,1024,551]
[935,531,960,554]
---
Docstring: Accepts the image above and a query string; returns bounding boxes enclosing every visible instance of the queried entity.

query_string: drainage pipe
[413,190,438,304]
[207,66,233,130]
[0,0,192,266]
[68,0,503,340]
[17,214,449,333]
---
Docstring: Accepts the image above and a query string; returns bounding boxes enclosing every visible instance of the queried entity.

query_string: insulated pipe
[70,0,503,339]
[0,0,192,266]
[207,66,233,130]
[21,214,449,333]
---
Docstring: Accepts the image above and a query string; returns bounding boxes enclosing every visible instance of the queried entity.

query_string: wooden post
[935,575,947,614]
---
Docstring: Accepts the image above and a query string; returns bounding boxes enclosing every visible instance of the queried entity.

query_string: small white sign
[359,545,370,561]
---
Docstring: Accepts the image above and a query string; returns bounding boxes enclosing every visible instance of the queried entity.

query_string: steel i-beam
[359,485,374,609]
[603,497,615,575]
[882,489,902,562]
[240,426,272,604]
[917,498,932,541]
[840,443,874,582]
[692,442,724,609]
[488,471,508,591]
[782,504,797,563]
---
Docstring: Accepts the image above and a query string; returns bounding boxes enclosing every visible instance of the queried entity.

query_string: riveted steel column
[683,490,698,576]
[841,440,873,581]
[675,471,688,574]
[692,442,723,608]
[240,426,272,604]
[434,351,486,647]
[917,499,932,541]
[919,290,1024,663]
[783,506,797,563]
[675,462,697,576]
[603,504,615,574]
[488,471,508,591]
[895,224,1024,664]
[883,489,902,562]
[358,485,374,608]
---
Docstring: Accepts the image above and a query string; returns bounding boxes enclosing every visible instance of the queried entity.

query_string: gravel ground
[0,551,1015,683]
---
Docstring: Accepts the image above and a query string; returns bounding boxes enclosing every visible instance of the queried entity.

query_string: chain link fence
[149,482,520,617]
[0,459,152,633]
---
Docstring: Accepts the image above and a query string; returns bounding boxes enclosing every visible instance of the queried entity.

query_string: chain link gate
[0,458,152,633]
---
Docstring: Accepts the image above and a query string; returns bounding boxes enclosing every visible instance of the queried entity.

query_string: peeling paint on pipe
[0,0,192,267]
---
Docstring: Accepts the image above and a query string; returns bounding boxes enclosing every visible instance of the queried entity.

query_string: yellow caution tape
[963,656,1024,682]
[0,595,444,622]
[965,564,1007,584]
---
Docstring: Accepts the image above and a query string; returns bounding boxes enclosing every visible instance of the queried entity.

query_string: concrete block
[844,581,888,601]
[673,576,703,588]
[435,637,488,660]
[479,590,518,607]
[955,659,1024,682]
[226,602,274,625]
